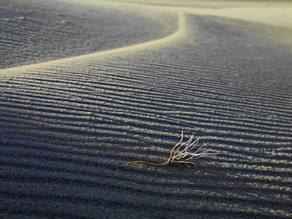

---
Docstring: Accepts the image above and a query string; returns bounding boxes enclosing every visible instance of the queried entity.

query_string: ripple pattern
[1,8,292,219]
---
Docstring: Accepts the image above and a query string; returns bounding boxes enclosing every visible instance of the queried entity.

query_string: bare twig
[126,131,218,166]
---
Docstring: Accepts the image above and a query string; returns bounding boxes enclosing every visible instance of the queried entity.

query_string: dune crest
[0,12,187,77]
[1,0,292,218]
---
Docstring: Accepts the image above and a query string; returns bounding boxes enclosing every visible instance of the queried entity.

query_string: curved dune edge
[1,3,292,218]
[0,12,186,77]
[107,0,292,28]
[0,0,179,70]
[62,0,292,28]
[2,1,292,76]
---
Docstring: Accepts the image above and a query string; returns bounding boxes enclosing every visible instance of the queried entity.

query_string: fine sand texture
[1,0,292,218]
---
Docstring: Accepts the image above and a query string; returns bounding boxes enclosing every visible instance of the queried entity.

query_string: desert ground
[1,0,292,218]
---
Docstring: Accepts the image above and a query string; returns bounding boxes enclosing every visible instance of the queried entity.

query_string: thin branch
[126,132,219,167]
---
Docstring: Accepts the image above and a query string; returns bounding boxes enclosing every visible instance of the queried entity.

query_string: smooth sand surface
[1,0,292,218]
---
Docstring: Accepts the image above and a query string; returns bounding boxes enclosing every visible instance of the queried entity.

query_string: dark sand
[1,0,292,218]
[0,0,176,68]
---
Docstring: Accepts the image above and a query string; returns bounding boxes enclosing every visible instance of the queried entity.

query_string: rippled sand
[1,0,292,218]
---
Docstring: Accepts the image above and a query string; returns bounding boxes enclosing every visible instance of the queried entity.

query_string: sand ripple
[1,0,292,218]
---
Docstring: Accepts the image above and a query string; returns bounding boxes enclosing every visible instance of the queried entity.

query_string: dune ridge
[0,0,178,69]
[1,0,292,218]
[0,12,186,77]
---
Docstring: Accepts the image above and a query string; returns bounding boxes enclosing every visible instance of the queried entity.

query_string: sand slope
[1,0,292,218]
[0,0,176,69]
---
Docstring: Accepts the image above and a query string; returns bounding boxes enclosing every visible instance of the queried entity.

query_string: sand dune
[1,0,292,218]
[0,0,177,69]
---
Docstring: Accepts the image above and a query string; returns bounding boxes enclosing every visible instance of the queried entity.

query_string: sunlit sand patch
[182,7,292,28]
[108,0,291,9]
[2,0,292,77]
[104,0,292,28]
[102,0,292,52]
